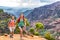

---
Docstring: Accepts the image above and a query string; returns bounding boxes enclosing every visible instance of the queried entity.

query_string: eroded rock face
[27,1,60,21]
[0,12,11,20]
[0,12,11,33]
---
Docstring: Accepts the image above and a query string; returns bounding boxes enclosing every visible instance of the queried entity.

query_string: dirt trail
[0,34,47,40]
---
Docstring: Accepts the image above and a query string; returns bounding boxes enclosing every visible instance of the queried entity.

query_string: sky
[0,0,60,8]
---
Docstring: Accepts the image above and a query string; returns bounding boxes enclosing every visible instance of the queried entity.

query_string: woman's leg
[23,26,33,37]
[12,27,15,37]
[9,27,13,38]
[22,25,28,35]
[19,27,23,39]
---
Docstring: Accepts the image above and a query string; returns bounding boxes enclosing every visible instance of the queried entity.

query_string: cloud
[40,0,60,3]
[0,0,20,7]
[40,0,53,2]
[0,0,60,8]
[18,0,48,8]
[21,2,48,8]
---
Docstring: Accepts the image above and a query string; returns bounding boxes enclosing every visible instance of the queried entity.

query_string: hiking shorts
[8,27,15,32]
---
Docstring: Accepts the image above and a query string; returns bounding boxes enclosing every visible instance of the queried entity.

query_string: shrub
[35,22,44,31]
[29,28,35,34]
[34,32,40,36]
[44,32,55,40]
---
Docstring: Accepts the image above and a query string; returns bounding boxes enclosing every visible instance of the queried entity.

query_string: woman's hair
[17,13,25,23]
[20,12,24,18]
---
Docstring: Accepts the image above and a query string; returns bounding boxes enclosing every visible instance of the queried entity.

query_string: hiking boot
[10,34,13,38]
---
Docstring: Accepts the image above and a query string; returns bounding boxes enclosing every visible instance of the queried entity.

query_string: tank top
[18,19,25,26]
[8,19,15,27]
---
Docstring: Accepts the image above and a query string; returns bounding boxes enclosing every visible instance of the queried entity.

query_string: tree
[35,22,44,31]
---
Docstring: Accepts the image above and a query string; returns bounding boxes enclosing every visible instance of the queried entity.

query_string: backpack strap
[9,19,11,23]
[17,17,20,23]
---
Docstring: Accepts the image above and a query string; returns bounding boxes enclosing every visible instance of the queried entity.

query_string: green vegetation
[25,18,30,26]
[44,32,55,40]
[0,9,55,40]
[26,21,30,26]
[14,23,20,34]
[34,32,40,36]
[0,9,11,35]
[29,28,35,34]
[29,22,44,36]
[0,9,4,13]
[35,22,44,31]
[29,22,55,40]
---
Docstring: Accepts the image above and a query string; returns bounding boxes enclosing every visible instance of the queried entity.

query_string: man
[8,16,16,38]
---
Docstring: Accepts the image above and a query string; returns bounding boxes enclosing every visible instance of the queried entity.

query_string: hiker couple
[8,13,28,40]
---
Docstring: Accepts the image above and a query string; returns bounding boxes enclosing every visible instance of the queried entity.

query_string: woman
[17,13,27,40]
